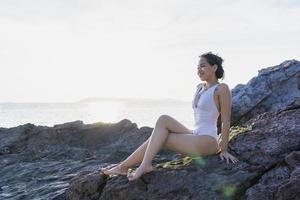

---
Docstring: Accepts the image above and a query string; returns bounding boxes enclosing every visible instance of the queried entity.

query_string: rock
[64,103,300,200]
[244,151,300,200]
[1,60,300,199]
[230,59,300,125]
[65,171,107,200]
[0,118,174,199]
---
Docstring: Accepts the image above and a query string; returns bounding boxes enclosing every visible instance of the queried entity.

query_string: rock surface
[0,119,176,199]
[230,59,300,125]
[65,103,300,200]
[0,59,300,200]
[1,104,299,199]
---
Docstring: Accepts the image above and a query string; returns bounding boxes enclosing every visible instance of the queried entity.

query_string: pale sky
[1,0,299,103]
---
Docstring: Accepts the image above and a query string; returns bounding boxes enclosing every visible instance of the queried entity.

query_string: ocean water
[0,100,195,130]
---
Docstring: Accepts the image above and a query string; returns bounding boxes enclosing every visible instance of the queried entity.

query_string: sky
[0,0,299,103]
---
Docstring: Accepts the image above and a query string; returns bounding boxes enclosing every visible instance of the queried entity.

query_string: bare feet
[127,164,154,181]
[100,163,118,171]
[101,163,129,176]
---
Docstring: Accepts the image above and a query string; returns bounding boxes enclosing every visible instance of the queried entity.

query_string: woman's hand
[219,151,239,164]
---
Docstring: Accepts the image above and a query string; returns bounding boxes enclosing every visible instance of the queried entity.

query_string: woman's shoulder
[217,82,230,89]
[216,82,231,93]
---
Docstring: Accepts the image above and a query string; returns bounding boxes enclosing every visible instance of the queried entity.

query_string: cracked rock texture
[229,59,300,126]
[66,104,300,200]
[0,59,299,199]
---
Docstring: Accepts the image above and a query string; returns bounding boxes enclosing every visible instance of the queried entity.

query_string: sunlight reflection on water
[0,100,194,129]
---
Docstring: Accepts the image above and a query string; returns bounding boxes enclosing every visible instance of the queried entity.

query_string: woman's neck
[204,80,219,88]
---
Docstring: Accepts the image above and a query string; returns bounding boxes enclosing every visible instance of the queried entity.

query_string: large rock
[1,59,300,199]
[0,120,125,198]
[243,151,300,200]
[1,106,299,199]
[230,59,300,125]
[64,103,300,200]
[0,119,175,199]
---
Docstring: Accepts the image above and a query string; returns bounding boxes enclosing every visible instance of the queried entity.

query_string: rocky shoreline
[0,59,299,199]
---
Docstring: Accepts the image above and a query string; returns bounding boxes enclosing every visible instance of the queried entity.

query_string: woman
[101,51,239,181]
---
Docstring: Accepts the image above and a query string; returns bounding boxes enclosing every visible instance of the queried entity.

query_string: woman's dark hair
[199,51,225,80]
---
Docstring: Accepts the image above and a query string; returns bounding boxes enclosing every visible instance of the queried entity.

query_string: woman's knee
[156,114,171,126]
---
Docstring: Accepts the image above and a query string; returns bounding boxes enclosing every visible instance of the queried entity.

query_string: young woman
[101,51,239,181]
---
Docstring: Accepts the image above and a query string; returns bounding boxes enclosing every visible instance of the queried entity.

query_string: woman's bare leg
[120,139,149,168]
[102,114,194,176]
[119,114,193,167]
[127,115,170,181]
[101,139,149,175]
[127,115,219,181]
[103,120,169,175]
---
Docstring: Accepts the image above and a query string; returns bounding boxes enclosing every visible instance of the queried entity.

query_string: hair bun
[215,55,223,64]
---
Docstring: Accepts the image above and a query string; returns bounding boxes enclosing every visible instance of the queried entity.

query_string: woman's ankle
[119,161,130,170]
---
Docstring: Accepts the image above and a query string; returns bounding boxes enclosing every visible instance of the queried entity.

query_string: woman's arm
[218,83,232,152]
[216,84,238,164]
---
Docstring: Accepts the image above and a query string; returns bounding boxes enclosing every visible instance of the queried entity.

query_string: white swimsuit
[192,83,220,141]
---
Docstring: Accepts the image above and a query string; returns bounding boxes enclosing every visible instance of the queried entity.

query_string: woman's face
[197,57,216,81]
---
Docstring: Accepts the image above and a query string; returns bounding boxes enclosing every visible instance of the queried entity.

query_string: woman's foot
[101,163,129,176]
[127,164,154,181]
[100,163,118,171]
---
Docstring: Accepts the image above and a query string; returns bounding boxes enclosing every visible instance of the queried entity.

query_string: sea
[0,100,195,130]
